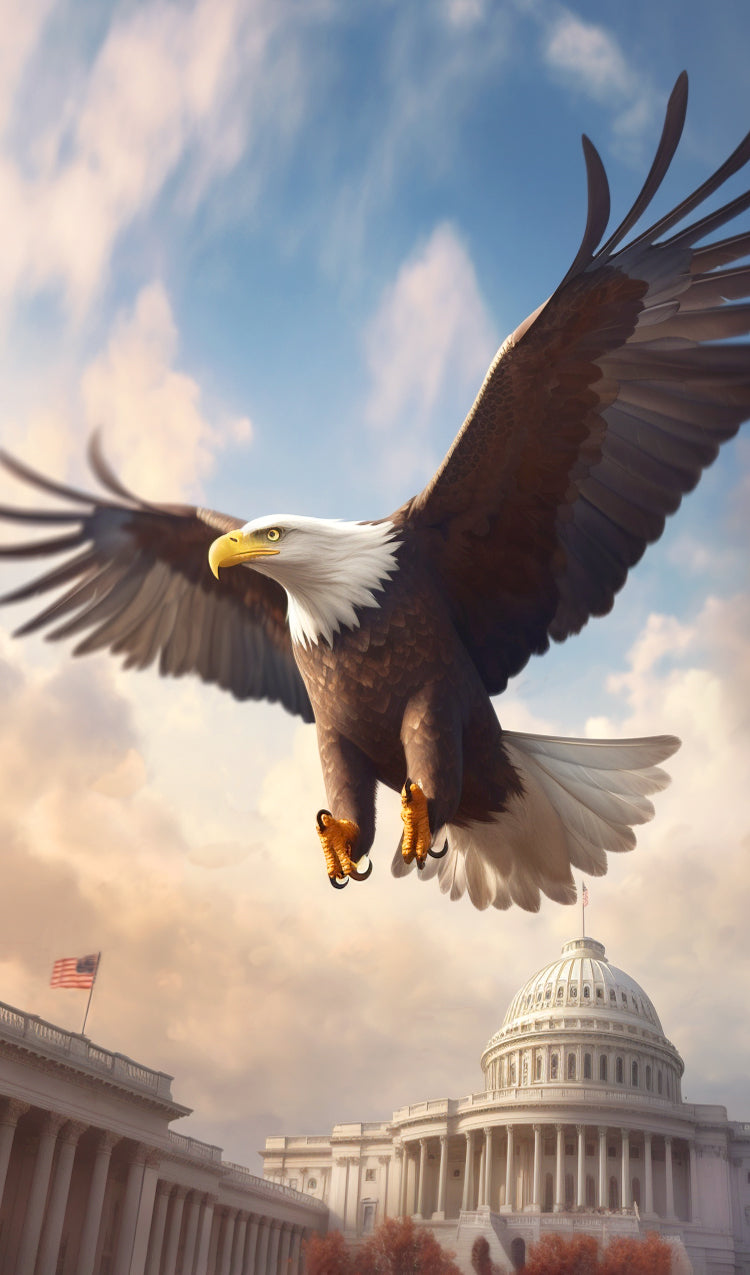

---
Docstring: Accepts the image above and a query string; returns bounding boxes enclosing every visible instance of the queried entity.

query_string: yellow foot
[401,780,434,870]
[316,810,373,890]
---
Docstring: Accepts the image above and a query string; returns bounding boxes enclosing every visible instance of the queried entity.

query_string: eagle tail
[391,731,680,912]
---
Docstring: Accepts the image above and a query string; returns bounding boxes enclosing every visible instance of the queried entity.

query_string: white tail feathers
[390,731,680,913]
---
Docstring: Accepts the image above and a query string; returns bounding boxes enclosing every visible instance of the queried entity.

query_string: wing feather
[398,75,750,691]
[0,449,313,722]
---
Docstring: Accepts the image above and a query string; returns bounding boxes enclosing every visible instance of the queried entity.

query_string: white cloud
[80,280,251,501]
[540,7,658,148]
[363,223,497,489]
[0,0,321,315]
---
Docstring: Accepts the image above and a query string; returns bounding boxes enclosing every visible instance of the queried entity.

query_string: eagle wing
[402,73,750,694]
[0,437,314,722]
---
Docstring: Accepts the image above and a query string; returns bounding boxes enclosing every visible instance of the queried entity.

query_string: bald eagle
[1,74,748,910]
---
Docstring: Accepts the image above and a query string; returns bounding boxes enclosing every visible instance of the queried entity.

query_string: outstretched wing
[401,73,750,694]
[0,438,314,722]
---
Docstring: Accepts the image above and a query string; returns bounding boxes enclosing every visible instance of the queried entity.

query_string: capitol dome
[480,936,683,1104]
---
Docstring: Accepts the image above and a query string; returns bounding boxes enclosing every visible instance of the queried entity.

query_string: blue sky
[0,0,749,1169]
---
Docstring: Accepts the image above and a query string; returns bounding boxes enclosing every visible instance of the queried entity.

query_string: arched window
[657,1071,663,1094]
[646,1065,652,1091]
[599,1055,608,1082]
[557,985,564,1000]
[535,1053,543,1081]
[616,1056,624,1084]
[583,984,591,999]
[510,1060,517,1084]
[570,985,578,999]
[584,1053,592,1080]
[609,989,616,1003]
[550,1053,559,1080]
[545,984,552,1001]
[522,1055,529,1085]
[631,1061,639,1087]
[567,1052,576,1080]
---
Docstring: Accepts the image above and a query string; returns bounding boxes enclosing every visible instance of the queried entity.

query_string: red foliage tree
[356,1216,462,1274]
[303,1230,354,1275]
[471,1235,502,1274]
[523,1233,600,1275]
[599,1232,672,1275]
[304,1217,461,1275]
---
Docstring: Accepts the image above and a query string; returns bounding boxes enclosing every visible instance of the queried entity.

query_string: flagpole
[81,953,101,1036]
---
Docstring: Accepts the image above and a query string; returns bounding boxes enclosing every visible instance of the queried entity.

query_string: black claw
[349,858,373,882]
[428,839,449,860]
[317,809,332,831]
[329,875,348,890]
[403,778,412,803]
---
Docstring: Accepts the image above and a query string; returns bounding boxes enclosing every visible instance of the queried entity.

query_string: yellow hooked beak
[208,529,280,579]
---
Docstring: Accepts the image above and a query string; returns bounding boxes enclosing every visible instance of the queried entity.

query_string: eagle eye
[266,528,281,542]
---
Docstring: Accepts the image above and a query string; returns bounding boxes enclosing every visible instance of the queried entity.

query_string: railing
[392,1084,680,1125]
[265,1135,332,1149]
[168,1132,223,1163]
[0,998,175,1100]
[223,1163,328,1211]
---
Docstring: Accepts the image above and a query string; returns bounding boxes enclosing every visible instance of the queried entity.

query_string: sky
[0,0,749,1172]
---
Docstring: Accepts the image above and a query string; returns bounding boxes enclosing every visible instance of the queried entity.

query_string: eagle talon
[400,780,432,867]
[316,811,371,889]
[429,839,449,860]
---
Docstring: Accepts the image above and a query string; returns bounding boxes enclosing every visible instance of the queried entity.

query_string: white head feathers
[238,514,401,647]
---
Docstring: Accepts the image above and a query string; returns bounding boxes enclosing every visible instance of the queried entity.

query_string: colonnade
[0,1099,318,1275]
[397,1122,698,1223]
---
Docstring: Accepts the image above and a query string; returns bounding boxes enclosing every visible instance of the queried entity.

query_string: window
[545,985,552,1001]
[570,985,578,999]
[584,1053,592,1080]
[658,1071,663,1095]
[567,1052,576,1080]
[616,1057,624,1084]
[522,1056,529,1085]
[308,1178,318,1190]
[599,1055,608,1082]
[586,1175,596,1206]
[365,1168,376,1182]
[535,1054,543,1081]
[646,1065,652,1091]
[510,1061,517,1084]
[631,1061,639,1087]
[583,985,591,999]
[550,1053,559,1080]
[621,991,628,1006]
[596,987,604,1000]
[609,989,616,1003]
[557,986,564,999]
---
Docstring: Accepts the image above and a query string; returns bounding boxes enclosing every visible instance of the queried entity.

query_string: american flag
[50,953,100,990]
[582,882,590,908]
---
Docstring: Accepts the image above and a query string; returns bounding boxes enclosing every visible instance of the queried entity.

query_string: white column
[145,1180,172,1275]
[576,1125,586,1208]
[484,1128,493,1209]
[532,1125,542,1211]
[665,1136,675,1218]
[0,1099,28,1204]
[554,1125,565,1212]
[278,1224,292,1273]
[267,1219,281,1273]
[416,1139,427,1217]
[435,1135,448,1219]
[504,1126,515,1211]
[379,1156,391,1219]
[231,1212,248,1275]
[182,1191,204,1274]
[689,1141,700,1223]
[78,1131,119,1275]
[114,1146,158,1275]
[644,1133,654,1215]
[36,1120,86,1275]
[243,1215,259,1275]
[598,1127,608,1209]
[195,1195,217,1275]
[461,1131,473,1211]
[289,1227,302,1275]
[621,1130,631,1210]
[162,1186,188,1275]
[398,1146,409,1218]
[219,1209,238,1275]
[16,1112,66,1274]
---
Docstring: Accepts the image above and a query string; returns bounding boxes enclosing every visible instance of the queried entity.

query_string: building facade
[0,1000,326,1274]
[262,937,750,1275]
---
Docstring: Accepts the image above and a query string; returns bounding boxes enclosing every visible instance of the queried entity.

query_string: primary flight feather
[2,73,748,910]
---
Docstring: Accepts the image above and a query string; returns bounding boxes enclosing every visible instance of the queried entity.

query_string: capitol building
[262,935,750,1275]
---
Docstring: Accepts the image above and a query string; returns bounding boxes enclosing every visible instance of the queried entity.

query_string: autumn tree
[304,1217,461,1275]
[599,1232,672,1275]
[471,1235,502,1274]
[303,1229,354,1275]
[524,1233,600,1275]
